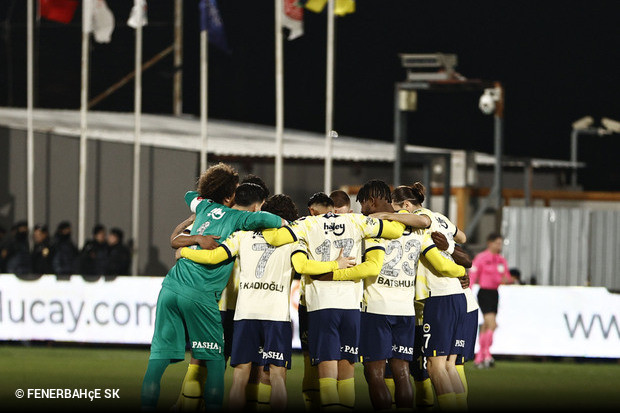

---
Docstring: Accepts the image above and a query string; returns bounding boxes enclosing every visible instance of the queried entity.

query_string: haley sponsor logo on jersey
[323,222,345,236]
[207,208,226,220]
[192,341,221,352]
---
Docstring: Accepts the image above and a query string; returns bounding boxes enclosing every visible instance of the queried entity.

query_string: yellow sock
[257,382,272,412]
[414,379,435,410]
[246,383,259,411]
[177,364,207,412]
[455,392,467,411]
[437,393,457,411]
[302,355,320,411]
[455,364,468,398]
[384,377,396,405]
[319,378,339,411]
[337,378,355,410]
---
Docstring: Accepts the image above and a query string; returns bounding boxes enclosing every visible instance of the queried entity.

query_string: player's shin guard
[204,359,225,411]
[414,379,435,411]
[141,359,170,411]
[257,382,272,412]
[384,377,396,406]
[455,365,468,397]
[246,383,259,411]
[319,378,340,411]
[302,355,320,410]
[337,378,355,410]
[437,393,458,412]
[176,363,207,411]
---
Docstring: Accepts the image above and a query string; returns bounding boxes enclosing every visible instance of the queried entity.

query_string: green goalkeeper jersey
[161,191,282,305]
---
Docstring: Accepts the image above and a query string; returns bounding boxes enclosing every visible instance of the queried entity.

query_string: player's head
[487,232,503,254]
[33,224,48,244]
[330,190,352,214]
[197,162,239,207]
[307,192,335,216]
[93,224,106,243]
[55,221,72,238]
[392,181,425,212]
[262,194,299,224]
[108,227,124,246]
[233,183,267,212]
[241,174,270,200]
[356,179,392,216]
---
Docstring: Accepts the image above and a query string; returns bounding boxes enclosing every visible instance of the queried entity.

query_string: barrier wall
[1,275,618,358]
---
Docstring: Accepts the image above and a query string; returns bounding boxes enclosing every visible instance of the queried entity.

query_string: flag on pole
[91,0,115,43]
[199,0,230,53]
[282,0,303,40]
[39,0,78,24]
[127,0,148,28]
[302,0,355,16]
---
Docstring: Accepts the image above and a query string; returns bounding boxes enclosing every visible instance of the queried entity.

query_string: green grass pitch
[1,345,619,412]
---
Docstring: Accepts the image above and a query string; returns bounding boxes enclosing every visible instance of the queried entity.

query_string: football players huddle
[140,162,477,412]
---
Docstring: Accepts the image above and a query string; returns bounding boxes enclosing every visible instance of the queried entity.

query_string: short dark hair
[14,220,28,230]
[110,227,124,243]
[93,224,105,236]
[234,183,267,207]
[307,192,334,208]
[263,194,299,223]
[487,232,503,242]
[329,190,350,208]
[242,174,270,200]
[34,224,48,232]
[57,221,71,231]
[357,179,391,204]
[197,162,239,204]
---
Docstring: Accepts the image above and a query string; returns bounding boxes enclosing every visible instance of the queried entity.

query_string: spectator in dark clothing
[0,225,7,272]
[51,221,78,275]
[80,224,108,275]
[32,224,53,274]
[107,227,131,275]
[3,221,32,274]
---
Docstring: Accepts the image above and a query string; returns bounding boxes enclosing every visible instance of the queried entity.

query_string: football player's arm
[454,228,467,244]
[237,211,284,231]
[291,251,353,275]
[332,247,386,281]
[423,246,466,278]
[370,211,431,229]
[262,227,297,247]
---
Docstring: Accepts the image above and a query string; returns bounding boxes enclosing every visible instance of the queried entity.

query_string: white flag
[282,0,303,40]
[92,0,115,43]
[128,0,148,29]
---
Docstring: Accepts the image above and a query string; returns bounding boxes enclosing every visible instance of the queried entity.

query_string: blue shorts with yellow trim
[308,308,360,365]
[230,319,292,369]
[410,324,430,381]
[359,312,415,362]
[456,309,479,364]
[422,294,467,357]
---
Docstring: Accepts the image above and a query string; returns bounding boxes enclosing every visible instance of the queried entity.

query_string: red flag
[39,0,79,24]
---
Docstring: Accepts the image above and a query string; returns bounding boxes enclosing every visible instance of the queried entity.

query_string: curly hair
[196,163,239,204]
[262,194,299,223]
[356,179,391,204]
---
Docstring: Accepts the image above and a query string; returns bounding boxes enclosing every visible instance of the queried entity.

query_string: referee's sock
[319,378,340,411]
[337,378,355,410]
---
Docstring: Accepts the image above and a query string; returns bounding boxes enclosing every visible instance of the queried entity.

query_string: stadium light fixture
[601,117,620,133]
[479,87,502,115]
[570,116,614,188]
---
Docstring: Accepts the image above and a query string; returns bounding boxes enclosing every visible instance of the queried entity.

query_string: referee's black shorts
[477,288,499,314]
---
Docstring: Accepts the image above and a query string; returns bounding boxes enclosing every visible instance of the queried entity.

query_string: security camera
[602,117,620,133]
[479,88,500,115]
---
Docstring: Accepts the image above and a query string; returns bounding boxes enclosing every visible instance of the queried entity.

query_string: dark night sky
[1,1,619,189]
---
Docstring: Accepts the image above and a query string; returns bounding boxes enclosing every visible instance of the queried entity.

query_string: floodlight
[571,116,594,130]
[601,117,620,133]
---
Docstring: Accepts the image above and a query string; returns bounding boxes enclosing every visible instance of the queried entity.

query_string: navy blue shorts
[230,319,292,369]
[220,310,235,361]
[422,294,467,357]
[308,309,360,365]
[360,312,415,362]
[298,304,309,352]
[410,324,429,382]
[456,310,479,364]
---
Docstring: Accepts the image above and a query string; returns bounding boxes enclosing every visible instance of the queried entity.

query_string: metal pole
[131,16,143,276]
[274,0,284,194]
[78,0,91,249]
[493,83,504,232]
[393,84,403,187]
[200,30,208,172]
[524,160,533,206]
[173,0,183,115]
[443,154,451,216]
[323,0,335,193]
[27,0,34,236]
[570,128,578,188]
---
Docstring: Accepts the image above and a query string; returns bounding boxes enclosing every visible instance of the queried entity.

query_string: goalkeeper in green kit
[140,163,284,411]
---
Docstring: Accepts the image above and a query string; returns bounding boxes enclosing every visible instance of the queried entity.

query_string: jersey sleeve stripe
[365,245,385,254]
[376,219,384,238]
[221,244,233,260]
[422,244,436,256]
[291,250,308,258]
[454,227,459,237]
[285,226,298,242]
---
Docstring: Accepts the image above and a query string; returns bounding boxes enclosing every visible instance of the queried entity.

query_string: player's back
[414,208,463,299]
[289,212,378,312]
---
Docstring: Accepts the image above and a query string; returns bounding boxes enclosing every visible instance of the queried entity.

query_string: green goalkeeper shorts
[149,286,224,361]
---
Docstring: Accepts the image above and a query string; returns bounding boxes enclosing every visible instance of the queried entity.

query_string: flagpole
[78,0,91,249]
[173,0,183,115]
[131,12,143,276]
[27,0,34,237]
[275,0,284,194]
[200,28,208,172]
[323,0,335,193]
